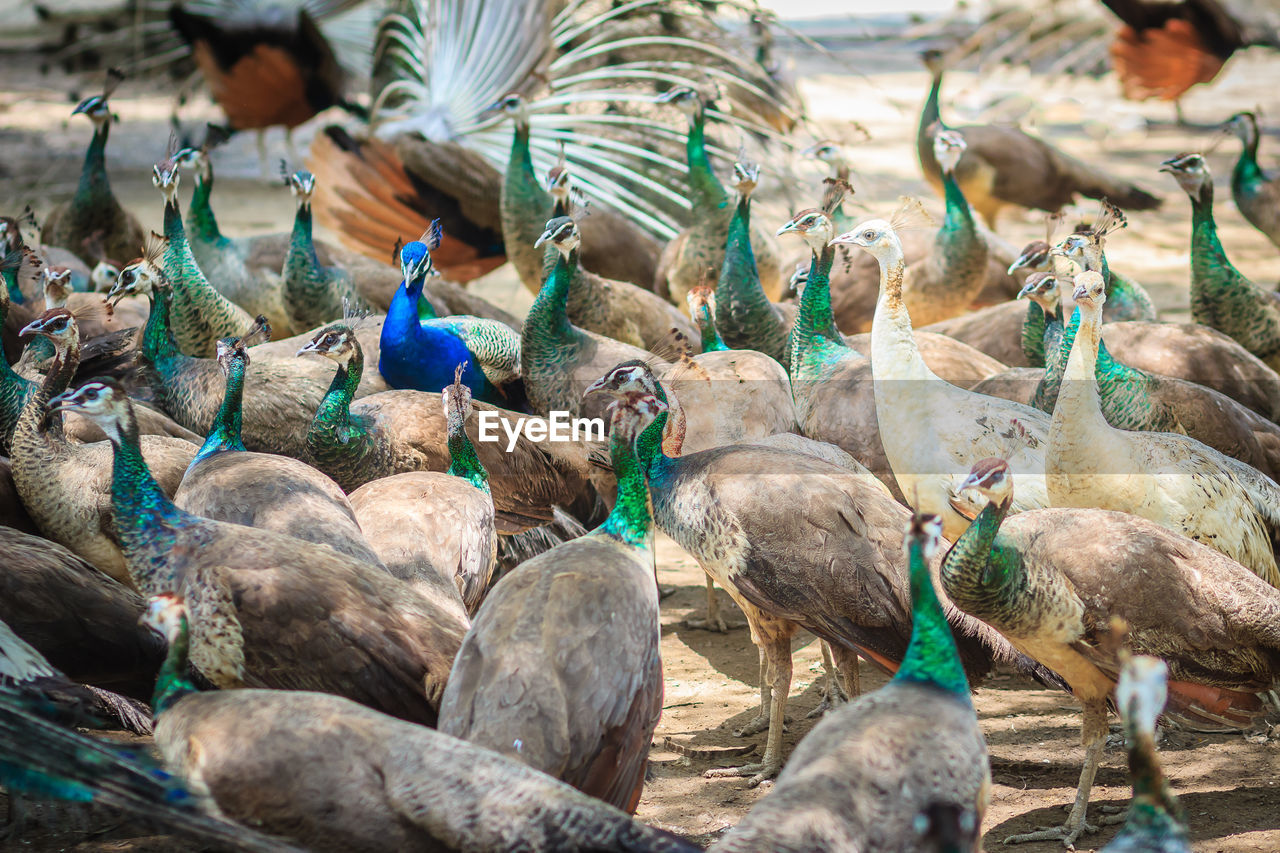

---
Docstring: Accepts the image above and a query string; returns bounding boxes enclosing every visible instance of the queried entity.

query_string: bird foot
[703,759,781,788]
[684,614,745,633]
[807,680,850,719]
[1003,818,1098,849]
[732,714,788,738]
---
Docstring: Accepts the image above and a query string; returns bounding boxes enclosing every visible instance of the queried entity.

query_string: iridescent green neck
[941,170,973,232]
[289,201,321,269]
[921,74,942,137]
[73,121,112,211]
[1020,301,1051,368]
[313,349,367,447]
[188,174,229,250]
[789,244,848,375]
[893,535,971,700]
[599,418,654,546]
[152,611,198,716]
[3,265,23,305]
[634,379,668,471]
[193,355,247,463]
[686,111,729,211]
[1189,181,1242,290]
[694,301,728,352]
[1233,131,1264,194]
[447,412,489,494]
[526,248,575,344]
[109,409,188,589]
[716,192,787,363]
[140,285,182,368]
[940,495,1022,625]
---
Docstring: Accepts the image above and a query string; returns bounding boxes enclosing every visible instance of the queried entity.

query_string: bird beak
[46,388,82,415]
[18,318,45,340]
[1007,252,1036,275]
[957,472,982,493]
[296,340,321,357]
[582,376,613,399]
[654,90,679,104]
[1016,281,1036,300]
[775,221,798,237]
[1157,159,1180,174]
[482,100,505,114]
[70,98,94,116]
[828,231,855,247]
[1072,283,1089,302]
[534,228,556,249]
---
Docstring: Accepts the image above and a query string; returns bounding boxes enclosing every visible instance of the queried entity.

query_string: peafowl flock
[6,0,1280,849]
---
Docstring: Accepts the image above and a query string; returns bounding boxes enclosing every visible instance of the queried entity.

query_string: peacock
[1051,202,1158,323]
[1225,111,1280,250]
[378,225,524,405]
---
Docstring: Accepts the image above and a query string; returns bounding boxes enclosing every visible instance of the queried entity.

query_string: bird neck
[940,494,1017,621]
[2,264,22,306]
[1054,303,1109,434]
[1188,183,1248,304]
[17,334,79,444]
[685,110,729,211]
[917,69,944,166]
[108,406,189,589]
[599,417,654,546]
[940,169,974,233]
[893,534,971,701]
[1233,130,1264,193]
[718,192,786,362]
[140,285,182,368]
[633,379,670,474]
[447,412,490,494]
[386,274,429,341]
[193,357,247,464]
[313,349,367,447]
[152,611,198,716]
[284,202,331,303]
[789,244,848,375]
[73,120,112,211]
[694,301,728,352]
[1119,720,1188,838]
[1020,301,1049,368]
[526,247,576,342]
[188,173,228,250]
[871,242,935,383]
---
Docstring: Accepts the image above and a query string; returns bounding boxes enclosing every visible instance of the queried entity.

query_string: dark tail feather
[0,688,302,852]
[496,505,590,573]
[83,686,154,735]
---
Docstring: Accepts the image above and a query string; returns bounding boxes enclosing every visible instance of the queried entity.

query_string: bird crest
[1091,200,1128,240]
[341,296,374,330]
[240,316,273,348]
[889,196,935,232]
[422,219,444,253]
[821,177,853,217]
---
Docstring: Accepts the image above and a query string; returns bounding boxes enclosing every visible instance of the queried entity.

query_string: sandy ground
[1,33,1280,853]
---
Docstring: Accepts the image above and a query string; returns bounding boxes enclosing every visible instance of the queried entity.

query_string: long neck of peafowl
[717,192,785,361]
[152,610,199,716]
[892,528,971,701]
[1233,128,1265,197]
[2,264,23,305]
[525,247,576,349]
[686,109,729,212]
[108,404,190,589]
[1020,301,1050,368]
[694,301,728,352]
[1188,180,1252,316]
[15,333,79,445]
[284,201,330,300]
[187,174,229,250]
[633,379,669,474]
[73,120,113,214]
[917,71,943,165]
[1054,299,1111,439]
[312,345,368,451]
[937,168,981,272]
[192,354,247,464]
[1118,706,1188,840]
[599,413,655,546]
[941,491,1018,616]
[386,271,428,342]
[447,411,489,494]
[505,121,555,285]
[162,197,212,306]
[140,286,183,370]
[789,244,848,377]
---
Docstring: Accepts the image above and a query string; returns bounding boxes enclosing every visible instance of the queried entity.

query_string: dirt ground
[1,33,1280,853]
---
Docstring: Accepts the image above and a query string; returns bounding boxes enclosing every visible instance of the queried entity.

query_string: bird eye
[862,230,875,240]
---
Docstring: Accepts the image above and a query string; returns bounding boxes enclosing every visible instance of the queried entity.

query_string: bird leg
[732,645,772,737]
[1005,698,1120,847]
[705,633,791,786]
[807,642,855,719]
[685,576,744,632]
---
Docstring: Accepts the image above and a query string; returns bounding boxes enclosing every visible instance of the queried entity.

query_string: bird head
[48,378,128,441]
[215,336,249,378]
[1071,270,1107,309]
[90,260,121,294]
[534,216,579,257]
[829,217,898,259]
[71,94,111,125]
[109,257,165,306]
[141,592,186,644]
[546,164,572,202]
[655,86,702,119]
[20,307,78,346]
[958,457,1013,506]
[1008,240,1051,275]
[686,284,715,319]
[152,159,181,203]
[606,391,668,439]
[1159,152,1209,198]
[41,266,74,310]
[400,241,434,287]
[488,93,529,125]
[1049,232,1089,268]
[1017,271,1060,313]
[443,362,474,425]
[1223,111,1257,146]
[802,140,845,171]
[776,209,833,255]
[172,146,207,178]
[732,158,760,198]
[1115,655,1168,741]
[905,511,944,561]
[287,170,316,205]
[583,359,659,401]
[920,48,945,76]
[932,129,966,175]
[297,323,357,365]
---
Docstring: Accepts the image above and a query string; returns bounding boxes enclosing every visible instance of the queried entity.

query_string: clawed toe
[703,760,781,786]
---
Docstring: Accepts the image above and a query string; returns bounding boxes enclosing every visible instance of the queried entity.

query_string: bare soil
[2,40,1280,853]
